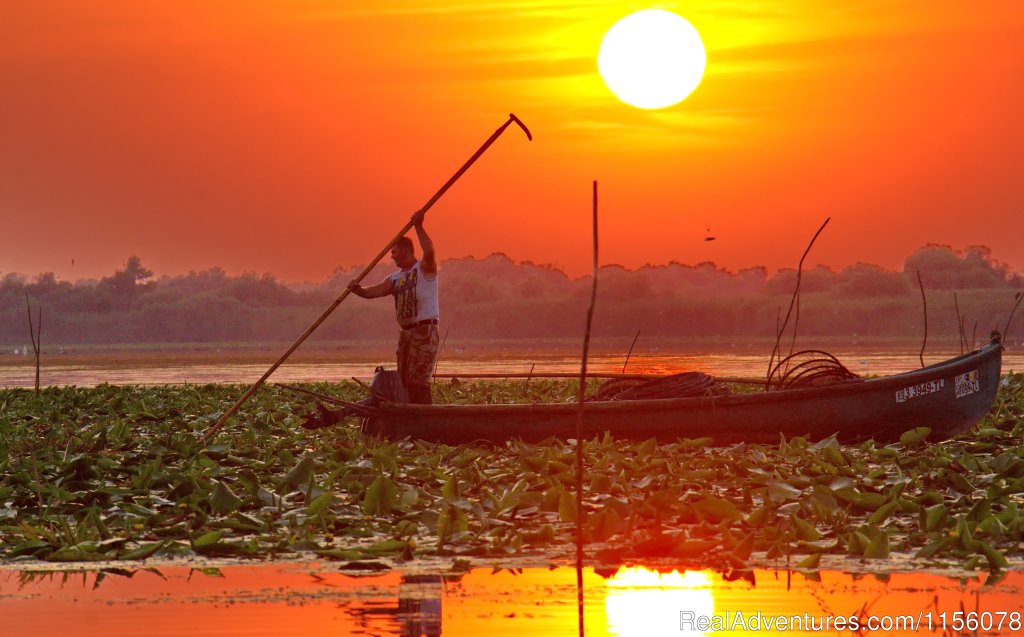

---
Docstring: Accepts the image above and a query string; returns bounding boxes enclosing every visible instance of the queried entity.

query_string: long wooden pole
[200,113,532,444]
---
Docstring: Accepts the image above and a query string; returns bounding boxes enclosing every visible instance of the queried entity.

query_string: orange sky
[3,1,1023,281]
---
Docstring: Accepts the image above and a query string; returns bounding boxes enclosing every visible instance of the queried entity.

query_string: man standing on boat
[348,209,439,404]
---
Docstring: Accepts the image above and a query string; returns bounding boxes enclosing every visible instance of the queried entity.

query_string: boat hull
[369,340,1003,445]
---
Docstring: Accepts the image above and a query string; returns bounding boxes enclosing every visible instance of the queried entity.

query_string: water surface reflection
[2,564,1022,636]
[4,351,1022,387]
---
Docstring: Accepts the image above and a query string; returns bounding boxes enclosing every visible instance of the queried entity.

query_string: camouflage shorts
[397,323,439,389]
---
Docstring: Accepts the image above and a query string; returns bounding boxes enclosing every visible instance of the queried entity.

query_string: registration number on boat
[896,379,944,403]
[955,370,980,398]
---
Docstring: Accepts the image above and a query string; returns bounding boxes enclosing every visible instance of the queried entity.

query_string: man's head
[391,236,417,269]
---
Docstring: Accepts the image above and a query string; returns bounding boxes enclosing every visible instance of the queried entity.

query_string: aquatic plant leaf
[363,475,397,516]
[745,506,769,526]
[442,475,461,501]
[192,531,223,548]
[923,504,948,531]
[46,547,107,562]
[283,454,316,490]
[863,532,889,559]
[558,491,577,523]
[956,517,980,551]
[852,492,888,510]
[766,481,802,502]
[943,470,975,494]
[586,508,621,542]
[867,502,897,526]
[257,486,284,508]
[672,539,719,557]
[121,541,165,560]
[796,553,820,569]
[729,532,755,562]
[637,438,658,457]
[10,540,52,557]
[210,480,243,515]
[314,548,364,560]
[791,516,821,541]
[365,539,410,555]
[915,536,954,559]
[306,492,333,517]
[899,427,931,445]
[979,542,1008,570]
[693,496,743,523]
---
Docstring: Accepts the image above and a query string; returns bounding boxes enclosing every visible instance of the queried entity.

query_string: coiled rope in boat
[591,371,729,401]
[766,350,861,391]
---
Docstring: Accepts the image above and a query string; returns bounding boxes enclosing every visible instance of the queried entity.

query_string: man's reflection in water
[346,573,443,637]
[398,574,443,637]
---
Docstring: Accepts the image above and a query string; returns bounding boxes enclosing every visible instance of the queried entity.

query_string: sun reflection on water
[605,567,715,637]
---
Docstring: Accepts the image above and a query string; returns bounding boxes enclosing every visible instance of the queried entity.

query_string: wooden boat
[363,335,1003,445]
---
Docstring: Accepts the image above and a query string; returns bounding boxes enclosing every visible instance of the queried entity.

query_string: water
[2,564,1021,636]
[3,351,1022,387]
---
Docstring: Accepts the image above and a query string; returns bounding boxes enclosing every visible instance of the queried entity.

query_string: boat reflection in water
[2,563,1023,636]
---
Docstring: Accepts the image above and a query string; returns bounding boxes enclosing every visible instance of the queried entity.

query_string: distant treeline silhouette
[2,245,1022,346]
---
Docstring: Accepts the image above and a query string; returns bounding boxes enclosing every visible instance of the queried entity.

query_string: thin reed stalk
[575,180,599,637]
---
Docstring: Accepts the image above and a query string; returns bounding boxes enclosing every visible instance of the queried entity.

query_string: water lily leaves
[4,378,1024,571]
[209,480,243,515]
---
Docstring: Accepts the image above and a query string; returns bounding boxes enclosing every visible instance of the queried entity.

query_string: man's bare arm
[412,209,436,275]
[348,278,392,299]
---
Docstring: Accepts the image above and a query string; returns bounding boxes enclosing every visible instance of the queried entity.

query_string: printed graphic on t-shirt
[393,269,418,323]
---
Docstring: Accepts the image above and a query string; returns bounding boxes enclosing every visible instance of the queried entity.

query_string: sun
[598,9,707,109]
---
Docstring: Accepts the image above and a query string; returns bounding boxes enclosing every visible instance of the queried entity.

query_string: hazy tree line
[2,245,1022,346]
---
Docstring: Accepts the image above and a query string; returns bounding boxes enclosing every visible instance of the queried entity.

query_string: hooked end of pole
[509,113,532,141]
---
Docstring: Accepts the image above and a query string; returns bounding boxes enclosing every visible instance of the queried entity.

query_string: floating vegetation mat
[1,375,1023,575]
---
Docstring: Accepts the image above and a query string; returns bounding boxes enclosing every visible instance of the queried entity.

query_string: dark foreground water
[2,564,1022,636]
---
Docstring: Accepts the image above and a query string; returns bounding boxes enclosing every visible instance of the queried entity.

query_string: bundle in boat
[766,350,862,391]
